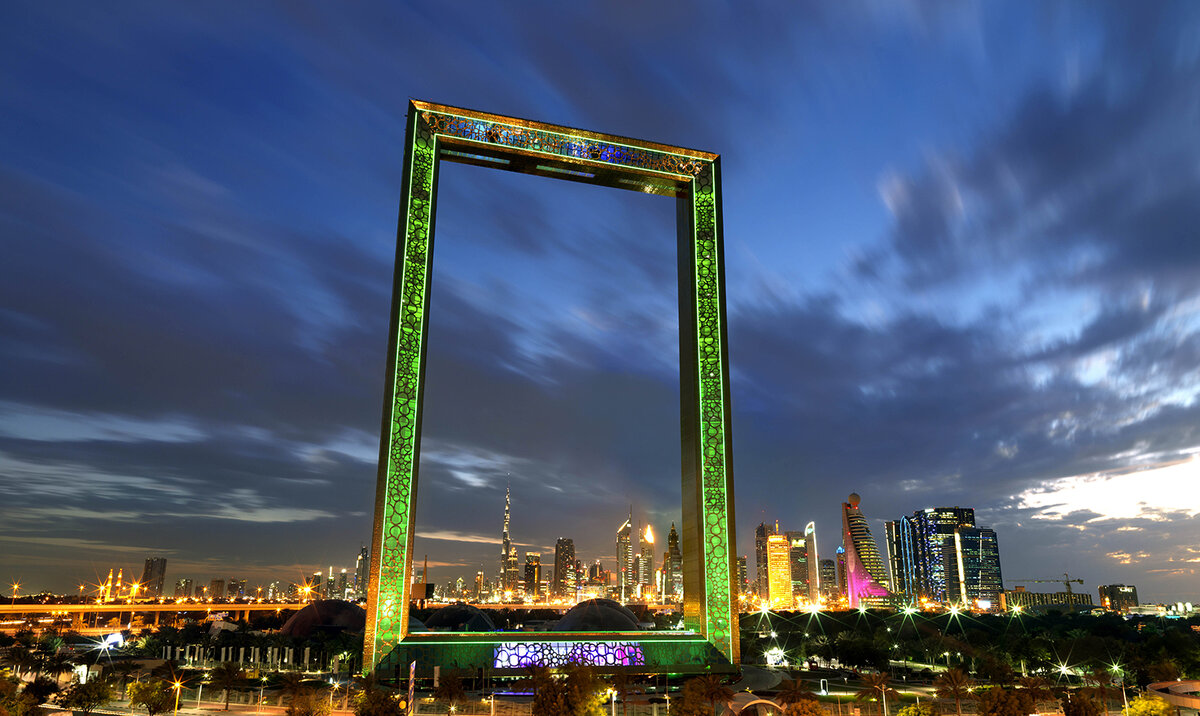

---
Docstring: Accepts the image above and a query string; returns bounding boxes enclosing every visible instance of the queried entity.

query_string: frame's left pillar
[364,103,440,673]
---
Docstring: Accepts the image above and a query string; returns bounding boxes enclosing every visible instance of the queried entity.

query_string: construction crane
[1005,573,1084,596]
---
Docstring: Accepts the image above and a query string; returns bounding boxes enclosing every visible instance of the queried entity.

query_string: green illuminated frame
[365,100,738,671]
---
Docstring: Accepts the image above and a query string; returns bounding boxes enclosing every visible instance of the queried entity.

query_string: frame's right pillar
[678,158,739,663]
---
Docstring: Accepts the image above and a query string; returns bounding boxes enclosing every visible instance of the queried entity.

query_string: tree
[21,677,60,704]
[1123,695,1171,716]
[1085,668,1113,712]
[777,679,818,716]
[857,673,900,716]
[128,682,174,716]
[694,674,734,715]
[934,668,974,716]
[1146,663,1179,684]
[896,704,938,716]
[1018,676,1054,706]
[351,686,403,716]
[285,688,330,716]
[1063,692,1102,716]
[977,688,1035,716]
[57,678,115,716]
[208,663,243,711]
[109,662,143,691]
[433,670,465,710]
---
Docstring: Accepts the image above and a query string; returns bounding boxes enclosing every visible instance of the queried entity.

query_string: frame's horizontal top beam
[412,100,718,163]
[436,139,687,196]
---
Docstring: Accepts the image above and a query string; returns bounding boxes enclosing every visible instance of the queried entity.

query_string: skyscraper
[819,559,837,601]
[500,486,520,593]
[553,538,576,598]
[638,525,655,598]
[886,507,1003,607]
[1098,584,1139,611]
[524,553,542,598]
[754,521,775,597]
[840,493,890,608]
[888,507,976,602]
[616,511,634,602]
[736,556,749,597]
[666,522,683,603]
[766,534,792,609]
[354,545,369,600]
[140,557,167,599]
[174,578,193,598]
[804,522,820,604]
[835,548,846,599]
[784,530,810,603]
[951,526,1002,607]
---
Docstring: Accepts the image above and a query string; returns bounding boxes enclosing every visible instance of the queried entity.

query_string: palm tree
[1085,668,1112,714]
[857,673,899,716]
[934,668,974,716]
[695,675,733,715]
[1018,676,1054,707]
[433,669,465,710]
[275,672,309,708]
[777,680,819,715]
[208,662,244,710]
[109,662,143,693]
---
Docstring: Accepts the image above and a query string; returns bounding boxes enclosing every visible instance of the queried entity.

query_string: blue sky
[1,1,1198,604]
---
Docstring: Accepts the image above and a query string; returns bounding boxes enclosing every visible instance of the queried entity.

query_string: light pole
[258,677,267,712]
[197,678,207,708]
[10,581,18,606]
[609,689,617,716]
[173,681,182,716]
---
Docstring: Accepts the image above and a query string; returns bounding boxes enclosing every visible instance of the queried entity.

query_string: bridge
[0,602,311,632]
[1147,681,1200,712]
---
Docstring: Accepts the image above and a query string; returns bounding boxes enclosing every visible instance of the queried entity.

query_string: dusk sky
[2,2,1199,604]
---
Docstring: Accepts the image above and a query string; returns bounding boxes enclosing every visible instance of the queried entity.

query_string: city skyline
[2,3,1199,604]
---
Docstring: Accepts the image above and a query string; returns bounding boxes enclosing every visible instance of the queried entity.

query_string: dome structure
[847,492,861,507]
[423,603,496,632]
[279,599,366,638]
[552,598,640,632]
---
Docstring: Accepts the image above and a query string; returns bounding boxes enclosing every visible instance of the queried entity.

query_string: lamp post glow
[172,681,182,716]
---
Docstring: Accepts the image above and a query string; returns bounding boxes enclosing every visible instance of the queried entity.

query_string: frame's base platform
[376,631,735,680]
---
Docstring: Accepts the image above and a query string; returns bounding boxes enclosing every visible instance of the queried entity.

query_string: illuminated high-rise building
[1098,584,1139,612]
[736,556,749,597]
[887,507,975,602]
[804,522,820,603]
[784,530,811,603]
[616,510,634,602]
[354,545,369,600]
[754,521,775,597]
[951,526,1002,607]
[819,559,837,601]
[766,534,792,609]
[834,548,846,599]
[500,486,520,592]
[524,553,542,598]
[173,578,193,598]
[552,538,576,598]
[840,493,890,608]
[666,522,683,603]
[140,557,167,600]
[638,525,655,597]
[209,579,225,600]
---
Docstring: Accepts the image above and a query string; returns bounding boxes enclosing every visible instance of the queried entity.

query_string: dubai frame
[364,101,739,675]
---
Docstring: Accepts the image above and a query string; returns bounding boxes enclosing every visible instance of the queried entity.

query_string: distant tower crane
[1007,572,1084,596]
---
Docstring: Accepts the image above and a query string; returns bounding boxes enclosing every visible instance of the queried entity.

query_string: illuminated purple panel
[493,641,646,669]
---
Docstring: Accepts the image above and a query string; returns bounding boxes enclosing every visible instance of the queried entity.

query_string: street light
[259,677,267,712]
[172,681,182,716]
[608,688,617,716]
